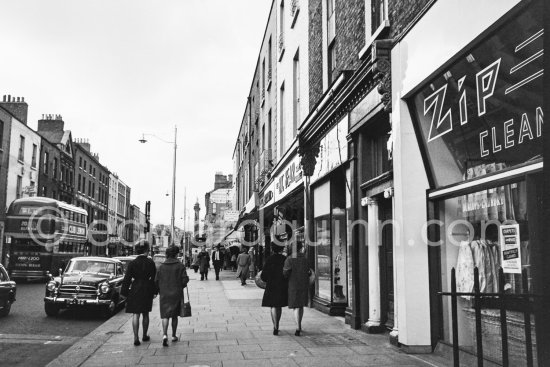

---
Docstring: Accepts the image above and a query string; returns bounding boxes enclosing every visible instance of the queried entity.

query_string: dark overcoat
[121,255,157,314]
[261,254,288,307]
[155,258,189,318]
[236,252,251,279]
[283,253,309,308]
[198,251,210,273]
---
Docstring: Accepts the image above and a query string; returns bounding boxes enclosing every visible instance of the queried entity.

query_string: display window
[432,172,541,365]
[312,167,349,305]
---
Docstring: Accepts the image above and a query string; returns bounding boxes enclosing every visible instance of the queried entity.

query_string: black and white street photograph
[0,0,548,366]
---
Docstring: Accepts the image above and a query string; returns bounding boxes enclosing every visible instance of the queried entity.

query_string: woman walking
[198,245,210,280]
[121,241,157,346]
[283,240,309,336]
[155,246,190,347]
[236,247,251,286]
[261,242,288,335]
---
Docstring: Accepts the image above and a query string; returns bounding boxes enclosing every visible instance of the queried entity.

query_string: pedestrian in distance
[198,245,210,280]
[283,240,310,336]
[261,241,288,335]
[231,253,237,271]
[212,244,224,280]
[155,245,190,347]
[121,240,157,346]
[236,247,251,286]
[191,252,199,273]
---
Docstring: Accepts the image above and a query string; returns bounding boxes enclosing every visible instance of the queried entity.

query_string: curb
[45,308,131,367]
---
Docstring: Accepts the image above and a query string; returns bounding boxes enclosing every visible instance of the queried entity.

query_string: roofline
[232,0,276,154]
[74,142,111,174]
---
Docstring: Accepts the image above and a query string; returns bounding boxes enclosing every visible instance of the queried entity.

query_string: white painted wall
[6,118,41,207]
[392,0,521,348]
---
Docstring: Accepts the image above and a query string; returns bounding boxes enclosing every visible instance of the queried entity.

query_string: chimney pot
[16,97,20,102]
[22,97,24,102]
[7,95,11,102]
[2,95,5,102]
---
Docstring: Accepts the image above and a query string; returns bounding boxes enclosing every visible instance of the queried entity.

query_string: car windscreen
[66,260,115,275]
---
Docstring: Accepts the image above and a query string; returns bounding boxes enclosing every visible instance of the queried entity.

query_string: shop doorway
[379,196,394,330]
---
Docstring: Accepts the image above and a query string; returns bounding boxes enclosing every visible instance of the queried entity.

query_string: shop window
[433,175,540,364]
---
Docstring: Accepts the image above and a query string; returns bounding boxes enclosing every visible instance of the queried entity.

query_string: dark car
[0,264,16,317]
[113,256,137,273]
[44,257,126,318]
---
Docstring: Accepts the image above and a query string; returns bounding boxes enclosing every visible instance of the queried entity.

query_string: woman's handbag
[255,271,266,289]
[180,287,192,317]
[308,268,316,286]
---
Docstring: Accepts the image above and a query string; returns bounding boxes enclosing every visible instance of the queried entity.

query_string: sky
[0,0,272,229]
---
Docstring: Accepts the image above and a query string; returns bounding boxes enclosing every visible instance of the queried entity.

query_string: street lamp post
[139,125,178,246]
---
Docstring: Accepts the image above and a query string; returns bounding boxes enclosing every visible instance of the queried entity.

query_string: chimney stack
[37,113,65,133]
[0,94,28,125]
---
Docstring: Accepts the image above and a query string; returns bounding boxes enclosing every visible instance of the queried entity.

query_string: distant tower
[194,200,200,238]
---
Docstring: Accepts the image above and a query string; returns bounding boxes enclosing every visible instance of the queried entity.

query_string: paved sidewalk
[48,268,440,367]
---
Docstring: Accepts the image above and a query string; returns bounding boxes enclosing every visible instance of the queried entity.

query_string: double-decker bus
[4,197,88,280]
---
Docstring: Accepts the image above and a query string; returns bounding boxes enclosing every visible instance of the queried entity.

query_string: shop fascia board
[428,160,543,200]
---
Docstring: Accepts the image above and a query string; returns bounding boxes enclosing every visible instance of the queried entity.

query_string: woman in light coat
[283,240,309,336]
[236,247,251,286]
[155,246,189,347]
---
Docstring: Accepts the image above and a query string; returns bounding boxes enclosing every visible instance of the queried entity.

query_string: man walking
[212,245,224,280]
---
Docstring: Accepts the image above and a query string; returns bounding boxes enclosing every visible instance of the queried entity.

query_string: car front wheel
[101,300,116,319]
[45,303,60,317]
[0,302,11,317]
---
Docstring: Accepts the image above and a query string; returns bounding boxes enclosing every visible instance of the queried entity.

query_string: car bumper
[44,296,111,306]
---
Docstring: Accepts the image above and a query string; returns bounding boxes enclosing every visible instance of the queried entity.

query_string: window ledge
[17,159,24,165]
[359,20,391,60]
[290,8,299,28]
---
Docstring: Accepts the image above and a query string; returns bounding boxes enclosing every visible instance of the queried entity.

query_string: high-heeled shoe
[162,336,168,347]
[295,329,301,336]
[134,339,141,346]
[142,335,150,342]
[172,336,179,342]
[273,328,279,336]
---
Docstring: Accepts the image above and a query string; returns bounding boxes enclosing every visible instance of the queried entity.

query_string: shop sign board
[223,210,239,222]
[260,181,276,208]
[311,116,348,184]
[499,223,521,274]
[274,154,303,203]
[408,3,543,188]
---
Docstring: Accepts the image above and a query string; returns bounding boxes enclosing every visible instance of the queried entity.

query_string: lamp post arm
[142,133,175,145]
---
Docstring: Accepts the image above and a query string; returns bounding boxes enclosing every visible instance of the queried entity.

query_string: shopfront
[258,151,304,260]
[307,116,350,316]
[393,0,544,360]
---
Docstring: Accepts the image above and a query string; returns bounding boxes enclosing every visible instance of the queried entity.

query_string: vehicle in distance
[152,254,166,270]
[44,257,125,318]
[0,264,16,317]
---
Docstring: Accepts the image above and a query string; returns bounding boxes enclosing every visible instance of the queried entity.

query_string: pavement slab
[46,268,441,367]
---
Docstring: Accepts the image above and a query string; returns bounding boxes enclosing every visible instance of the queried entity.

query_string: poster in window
[499,224,521,274]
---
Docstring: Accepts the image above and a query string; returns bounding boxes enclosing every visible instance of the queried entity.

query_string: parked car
[113,256,137,273]
[0,264,16,317]
[152,254,166,270]
[44,257,126,318]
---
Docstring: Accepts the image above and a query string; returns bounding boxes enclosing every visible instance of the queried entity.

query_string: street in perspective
[0,0,548,366]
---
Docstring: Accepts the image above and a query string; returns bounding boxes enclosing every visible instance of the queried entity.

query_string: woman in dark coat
[121,241,156,346]
[155,246,189,347]
[261,242,288,335]
[283,240,310,336]
[197,246,210,280]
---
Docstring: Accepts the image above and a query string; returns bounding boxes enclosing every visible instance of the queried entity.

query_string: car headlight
[47,281,57,292]
[100,282,110,294]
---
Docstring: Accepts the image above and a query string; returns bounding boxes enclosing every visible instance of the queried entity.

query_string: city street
[46,270,442,367]
[0,281,118,366]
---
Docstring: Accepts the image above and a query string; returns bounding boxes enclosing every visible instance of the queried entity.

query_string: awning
[243,192,259,215]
